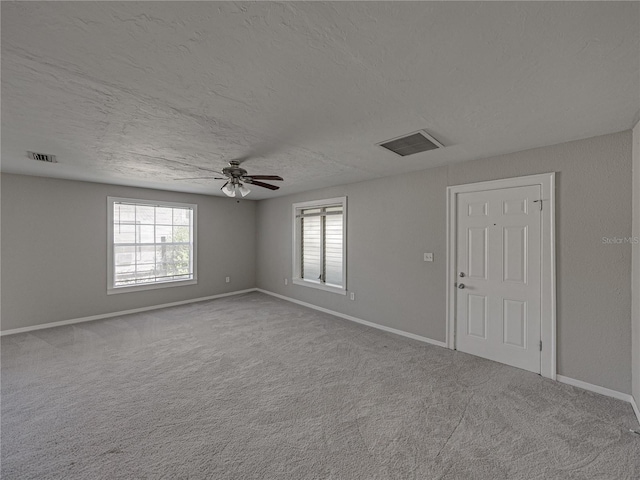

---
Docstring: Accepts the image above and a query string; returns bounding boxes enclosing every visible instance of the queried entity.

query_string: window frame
[292,196,347,295]
[107,196,198,295]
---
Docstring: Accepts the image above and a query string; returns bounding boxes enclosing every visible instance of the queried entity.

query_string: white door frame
[446,173,556,379]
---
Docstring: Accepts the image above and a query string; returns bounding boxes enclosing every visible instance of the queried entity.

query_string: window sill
[107,278,197,295]
[292,278,347,295]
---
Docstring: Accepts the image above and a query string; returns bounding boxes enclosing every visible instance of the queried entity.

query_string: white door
[456,185,541,373]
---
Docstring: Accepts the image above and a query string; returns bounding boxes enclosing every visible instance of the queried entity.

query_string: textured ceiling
[2,2,639,199]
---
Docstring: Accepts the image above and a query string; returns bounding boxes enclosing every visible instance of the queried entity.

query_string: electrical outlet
[424,253,433,262]
[284,278,288,285]
[350,292,355,301]
[225,276,230,283]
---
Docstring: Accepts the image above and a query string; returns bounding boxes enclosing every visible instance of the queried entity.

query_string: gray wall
[256,130,634,394]
[633,121,640,407]
[258,166,449,341]
[1,174,256,331]
[2,130,634,395]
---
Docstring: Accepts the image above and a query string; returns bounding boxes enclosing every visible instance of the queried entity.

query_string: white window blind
[294,198,346,293]
[302,213,322,281]
[324,207,343,287]
[108,198,196,292]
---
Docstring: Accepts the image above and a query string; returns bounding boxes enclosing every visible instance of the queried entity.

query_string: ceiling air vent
[27,151,57,163]
[378,130,444,157]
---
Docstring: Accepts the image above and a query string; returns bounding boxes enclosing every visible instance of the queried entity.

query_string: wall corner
[632,120,640,423]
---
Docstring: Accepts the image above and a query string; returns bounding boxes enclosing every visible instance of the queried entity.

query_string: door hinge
[533,199,542,211]
[539,340,542,351]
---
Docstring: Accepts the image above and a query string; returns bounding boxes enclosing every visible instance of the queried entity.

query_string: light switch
[424,253,433,262]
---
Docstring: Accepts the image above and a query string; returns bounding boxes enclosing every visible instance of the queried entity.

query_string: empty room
[2,2,639,479]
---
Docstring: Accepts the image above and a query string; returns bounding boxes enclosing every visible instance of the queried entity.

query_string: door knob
[458,283,465,289]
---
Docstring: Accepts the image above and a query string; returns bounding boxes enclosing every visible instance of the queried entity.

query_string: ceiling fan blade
[220,181,229,191]
[126,152,226,176]
[248,180,280,191]
[197,167,226,176]
[244,175,283,181]
[174,176,225,180]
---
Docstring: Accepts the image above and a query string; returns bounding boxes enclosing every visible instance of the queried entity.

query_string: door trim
[446,173,556,379]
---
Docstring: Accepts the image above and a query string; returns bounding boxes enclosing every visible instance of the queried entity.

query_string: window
[292,197,346,294]
[107,197,197,294]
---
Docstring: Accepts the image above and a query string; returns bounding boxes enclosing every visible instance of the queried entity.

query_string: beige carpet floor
[2,292,639,479]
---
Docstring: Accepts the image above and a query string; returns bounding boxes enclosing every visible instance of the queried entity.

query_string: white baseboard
[556,374,633,403]
[0,288,258,336]
[256,288,447,348]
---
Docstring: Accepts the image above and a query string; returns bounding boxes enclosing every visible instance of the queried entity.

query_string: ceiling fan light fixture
[238,184,251,197]
[222,182,236,197]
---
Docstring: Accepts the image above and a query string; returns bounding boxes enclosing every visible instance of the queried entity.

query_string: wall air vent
[377,130,444,157]
[27,151,57,163]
